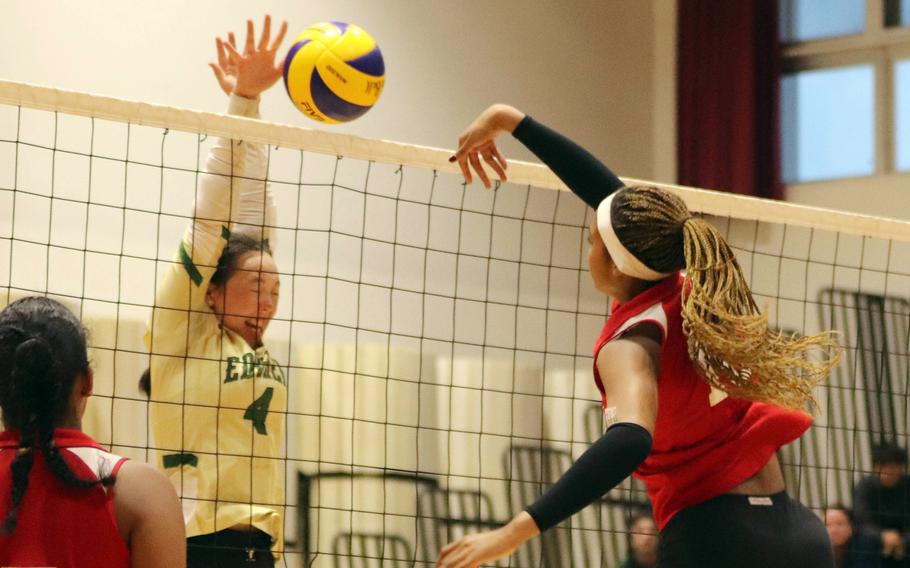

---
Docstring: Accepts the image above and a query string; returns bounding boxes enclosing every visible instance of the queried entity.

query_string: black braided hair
[0,297,114,534]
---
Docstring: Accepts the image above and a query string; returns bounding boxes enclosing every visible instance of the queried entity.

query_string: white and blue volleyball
[283,22,385,124]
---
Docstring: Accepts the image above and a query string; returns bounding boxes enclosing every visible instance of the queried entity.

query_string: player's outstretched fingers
[223,40,242,62]
[271,20,288,53]
[244,19,255,55]
[491,144,508,172]
[215,37,228,69]
[449,150,474,184]
[482,150,506,183]
[436,539,462,567]
[442,540,480,568]
[468,152,490,188]
[258,14,272,51]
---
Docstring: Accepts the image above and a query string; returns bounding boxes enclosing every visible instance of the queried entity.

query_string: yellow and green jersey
[144,94,286,554]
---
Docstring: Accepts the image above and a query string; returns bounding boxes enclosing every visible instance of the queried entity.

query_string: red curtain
[677,0,782,199]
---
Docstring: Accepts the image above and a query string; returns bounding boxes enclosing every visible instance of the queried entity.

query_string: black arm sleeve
[512,115,625,209]
[525,422,652,532]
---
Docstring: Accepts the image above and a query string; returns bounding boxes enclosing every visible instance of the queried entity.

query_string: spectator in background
[617,512,658,568]
[853,443,910,567]
[826,504,881,568]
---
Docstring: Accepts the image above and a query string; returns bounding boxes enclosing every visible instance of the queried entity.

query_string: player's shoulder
[114,460,177,506]
[113,460,179,541]
[597,327,662,377]
[613,297,670,336]
[116,460,172,490]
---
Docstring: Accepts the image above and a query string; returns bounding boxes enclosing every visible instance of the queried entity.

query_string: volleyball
[282,21,385,124]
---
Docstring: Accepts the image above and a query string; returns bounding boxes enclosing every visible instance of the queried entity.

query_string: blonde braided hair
[611,185,841,411]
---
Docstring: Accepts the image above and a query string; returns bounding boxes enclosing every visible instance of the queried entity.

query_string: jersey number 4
[244,387,274,435]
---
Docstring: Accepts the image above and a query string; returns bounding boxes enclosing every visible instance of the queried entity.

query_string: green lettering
[273,360,285,384]
[224,356,239,383]
[242,352,255,379]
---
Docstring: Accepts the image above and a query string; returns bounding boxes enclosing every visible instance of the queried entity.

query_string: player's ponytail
[0,297,114,534]
[611,185,841,411]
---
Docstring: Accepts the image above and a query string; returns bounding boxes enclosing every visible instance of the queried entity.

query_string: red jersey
[0,428,130,567]
[593,274,811,530]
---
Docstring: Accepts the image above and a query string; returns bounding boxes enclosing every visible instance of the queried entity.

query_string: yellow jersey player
[145,16,288,568]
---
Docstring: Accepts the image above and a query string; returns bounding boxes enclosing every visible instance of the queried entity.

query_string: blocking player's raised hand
[209,14,288,99]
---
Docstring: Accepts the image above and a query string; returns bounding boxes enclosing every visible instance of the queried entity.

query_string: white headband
[596,192,673,281]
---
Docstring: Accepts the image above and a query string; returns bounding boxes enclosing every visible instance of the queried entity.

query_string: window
[897,58,910,170]
[781,66,875,182]
[780,0,865,42]
[780,0,910,183]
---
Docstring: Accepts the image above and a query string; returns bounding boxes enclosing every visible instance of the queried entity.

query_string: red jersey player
[437,104,842,568]
[0,297,184,567]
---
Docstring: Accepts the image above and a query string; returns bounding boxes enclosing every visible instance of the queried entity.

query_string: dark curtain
[677,0,782,199]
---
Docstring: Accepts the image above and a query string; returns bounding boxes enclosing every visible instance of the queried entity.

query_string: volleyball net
[1,79,909,567]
